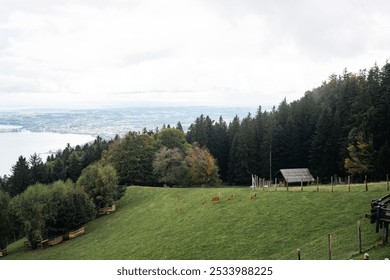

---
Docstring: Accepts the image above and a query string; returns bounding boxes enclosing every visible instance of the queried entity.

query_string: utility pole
[269,138,272,183]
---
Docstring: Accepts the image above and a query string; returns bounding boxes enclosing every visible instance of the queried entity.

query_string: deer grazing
[250,193,257,200]
[212,196,220,203]
[227,194,234,201]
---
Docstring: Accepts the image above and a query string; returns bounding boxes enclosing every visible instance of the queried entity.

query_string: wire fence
[281,221,384,260]
[251,175,390,259]
[251,177,390,193]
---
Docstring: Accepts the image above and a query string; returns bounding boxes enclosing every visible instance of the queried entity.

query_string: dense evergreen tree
[208,116,229,181]
[50,159,67,182]
[186,114,212,147]
[226,116,241,184]
[0,191,11,249]
[67,151,84,182]
[8,156,31,197]
[176,121,184,132]
[230,114,257,184]
[309,107,339,180]
[0,176,7,193]
[29,153,48,184]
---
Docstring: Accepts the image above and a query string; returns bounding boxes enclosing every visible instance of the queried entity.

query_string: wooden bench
[98,207,107,215]
[0,249,7,257]
[37,239,49,249]
[106,204,116,214]
[68,227,85,239]
[98,204,116,215]
[48,236,63,246]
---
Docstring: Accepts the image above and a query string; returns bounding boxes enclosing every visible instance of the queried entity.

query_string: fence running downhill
[282,221,384,260]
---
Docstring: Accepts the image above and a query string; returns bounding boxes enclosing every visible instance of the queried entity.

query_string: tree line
[2,61,390,191]
[0,136,111,197]
[187,62,390,184]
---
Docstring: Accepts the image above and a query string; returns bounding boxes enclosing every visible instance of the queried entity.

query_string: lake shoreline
[0,131,95,177]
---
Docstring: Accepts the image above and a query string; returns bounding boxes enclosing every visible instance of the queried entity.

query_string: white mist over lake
[0,131,95,176]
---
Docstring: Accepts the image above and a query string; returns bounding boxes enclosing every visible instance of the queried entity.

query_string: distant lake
[0,106,256,177]
[0,130,95,176]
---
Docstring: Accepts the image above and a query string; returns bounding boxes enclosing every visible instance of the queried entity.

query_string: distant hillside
[4,184,390,260]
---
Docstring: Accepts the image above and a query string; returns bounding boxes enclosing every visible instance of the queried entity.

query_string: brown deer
[212,196,220,203]
[250,193,257,200]
[227,195,234,201]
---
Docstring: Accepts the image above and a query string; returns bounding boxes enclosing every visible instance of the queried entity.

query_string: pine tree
[176,121,183,132]
[51,159,67,182]
[309,107,339,180]
[231,114,256,184]
[67,152,84,182]
[208,116,229,181]
[29,153,47,184]
[8,156,31,197]
[227,116,241,184]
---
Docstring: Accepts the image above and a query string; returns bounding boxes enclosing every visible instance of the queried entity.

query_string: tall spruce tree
[29,153,47,184]
[8,156,31,197]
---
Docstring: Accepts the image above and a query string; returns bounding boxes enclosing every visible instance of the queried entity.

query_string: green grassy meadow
[3,183,390,260]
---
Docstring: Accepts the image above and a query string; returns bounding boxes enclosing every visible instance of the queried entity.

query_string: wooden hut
[280,168,315,185]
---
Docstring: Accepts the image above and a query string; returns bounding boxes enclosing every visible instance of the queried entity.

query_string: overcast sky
[1,0,389,110]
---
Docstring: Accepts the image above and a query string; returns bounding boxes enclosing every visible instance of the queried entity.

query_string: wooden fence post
[384,222,389,245]
[358,221,362,254]
[301,179,303,191]
[275,178,277,191]
[348,176,351,192]
[331,176,334,192]
[365,175,368,192]
[317,177,319,192]
[297,248,301,260]
[328,234,332,260]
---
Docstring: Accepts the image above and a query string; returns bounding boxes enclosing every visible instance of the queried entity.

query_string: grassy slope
[3,183,390,260]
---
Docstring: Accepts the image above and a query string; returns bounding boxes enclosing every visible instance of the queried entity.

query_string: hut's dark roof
[280,168,315,183]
